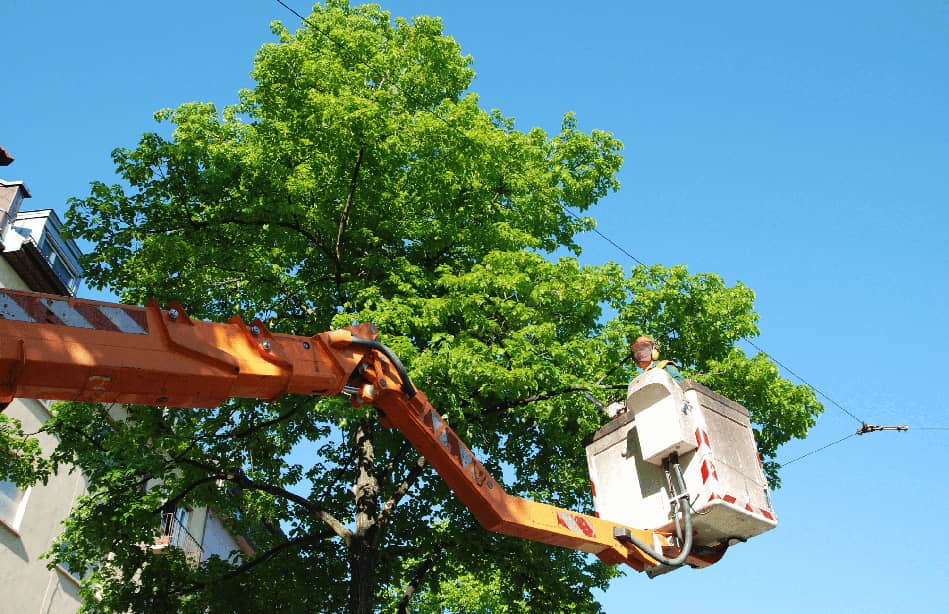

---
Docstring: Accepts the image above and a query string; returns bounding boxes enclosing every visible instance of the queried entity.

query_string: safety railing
[154,512,203,564]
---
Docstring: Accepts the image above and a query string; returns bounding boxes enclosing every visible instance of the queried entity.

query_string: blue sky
[3,1,948,611]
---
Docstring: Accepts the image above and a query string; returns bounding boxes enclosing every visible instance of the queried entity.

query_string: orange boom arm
[0,288,719,573]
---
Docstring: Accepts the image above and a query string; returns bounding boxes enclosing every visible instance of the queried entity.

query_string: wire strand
[270,0,867,429]
[274,0,359,60]
[782,433,856,466]
[742,338,863,424]
[562,207,647,266]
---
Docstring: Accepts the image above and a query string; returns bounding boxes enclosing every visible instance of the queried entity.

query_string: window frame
[0,480,31,535]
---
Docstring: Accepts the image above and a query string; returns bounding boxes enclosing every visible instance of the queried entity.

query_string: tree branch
[151,210,334,261]
[206,399,307,441]
[395,545,445,614]
[187,531,329,592]
[383,440,413,478]
[373,454,427,548]
[334,146,365,300]
[482,384,595,414]
[177,456,353,545]
[159,474,223,513]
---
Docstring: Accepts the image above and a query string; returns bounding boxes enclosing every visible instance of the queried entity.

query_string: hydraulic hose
[349,336,417,399]
[614,460,694,568]
[351,335,695,567]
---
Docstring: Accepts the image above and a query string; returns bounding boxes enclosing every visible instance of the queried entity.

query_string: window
[0,480,29,532]
[37,234,80,294]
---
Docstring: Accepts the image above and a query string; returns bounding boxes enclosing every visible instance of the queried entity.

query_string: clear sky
[3,1,948,612]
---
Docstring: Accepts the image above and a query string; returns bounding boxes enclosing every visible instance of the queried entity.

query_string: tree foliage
[34,2,821,611]
[0,413,51,487]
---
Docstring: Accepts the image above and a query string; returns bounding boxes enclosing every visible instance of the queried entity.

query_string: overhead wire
[781,433,856,466]
[562,207,647,267]
[741,338,863,424]
[269,1,949,464]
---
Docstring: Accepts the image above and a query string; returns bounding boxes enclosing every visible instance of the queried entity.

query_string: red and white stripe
[693,424,775,522]
[693,427,720,485]
[0,290,149,335]
[557,511,596,538]
[708,492,776,522]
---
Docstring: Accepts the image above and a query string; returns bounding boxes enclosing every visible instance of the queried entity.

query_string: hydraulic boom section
[0,288,724,574]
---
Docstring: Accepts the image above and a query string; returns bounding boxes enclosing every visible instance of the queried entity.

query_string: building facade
[0,178,87,612]
[0,164,243,611]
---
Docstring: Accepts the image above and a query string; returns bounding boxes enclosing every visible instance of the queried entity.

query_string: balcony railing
[153,512,203,564]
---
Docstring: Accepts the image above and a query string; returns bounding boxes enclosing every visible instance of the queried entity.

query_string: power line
[560,220,867,424]
[782,433,856,466]
[782,422,949,467]
[270,0,868,428]
[274,1,359,60]
[562,207,647,267]
[268,1,949,474]
[742,338,863,424]
[274,0,305,21]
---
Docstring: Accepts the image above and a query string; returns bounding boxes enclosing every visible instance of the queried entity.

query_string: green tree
[0,413,50,487]
[40,2,820,612]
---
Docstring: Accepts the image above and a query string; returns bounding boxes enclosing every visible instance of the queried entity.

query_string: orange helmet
[631,336,659,363]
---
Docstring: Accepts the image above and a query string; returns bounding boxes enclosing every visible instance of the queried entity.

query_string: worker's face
[632,344,654,364]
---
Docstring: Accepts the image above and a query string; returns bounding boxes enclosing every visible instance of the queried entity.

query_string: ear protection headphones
[631,336,660,362]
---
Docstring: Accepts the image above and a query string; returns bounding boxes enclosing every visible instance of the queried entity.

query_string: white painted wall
[201,511,242,563]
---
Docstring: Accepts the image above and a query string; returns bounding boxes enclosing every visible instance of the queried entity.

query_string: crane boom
[0,288,722,573]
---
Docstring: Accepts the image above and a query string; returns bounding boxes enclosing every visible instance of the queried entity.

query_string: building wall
[0,257,83,613]
[201,511,242,564]
[0,219,240,614]
[0,255,25,289]
[1,253,245,611]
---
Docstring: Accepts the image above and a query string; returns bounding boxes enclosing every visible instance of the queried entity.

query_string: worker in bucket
[631,336,684,382]
[604,336,684,418]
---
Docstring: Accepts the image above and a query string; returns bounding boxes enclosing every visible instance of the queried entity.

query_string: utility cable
[273,0,872,437]
[781,433,856,466]
[271,0,871,429]
[564,213,869,426]
[742,338,863,424]
[562,207,647,267]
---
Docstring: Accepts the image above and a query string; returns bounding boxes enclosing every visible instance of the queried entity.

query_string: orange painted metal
[365,382,667,570]
[0,289,368,408]
[0,288,716,572]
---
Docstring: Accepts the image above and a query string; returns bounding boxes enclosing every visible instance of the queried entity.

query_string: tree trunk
[349,420,380,614]
[348,535,378,614]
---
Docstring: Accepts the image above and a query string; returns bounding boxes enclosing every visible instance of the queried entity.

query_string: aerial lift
[0,287,775,576]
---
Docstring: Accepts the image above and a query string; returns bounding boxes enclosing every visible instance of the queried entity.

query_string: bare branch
[334,146,365,298]
[395,545,445,614]
[186,531,329,592]
[177,456,353,545]
[373,454,427,548]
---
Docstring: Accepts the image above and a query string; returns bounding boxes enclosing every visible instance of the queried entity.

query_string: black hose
[614,460,693,568]
[349,336,417,399]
